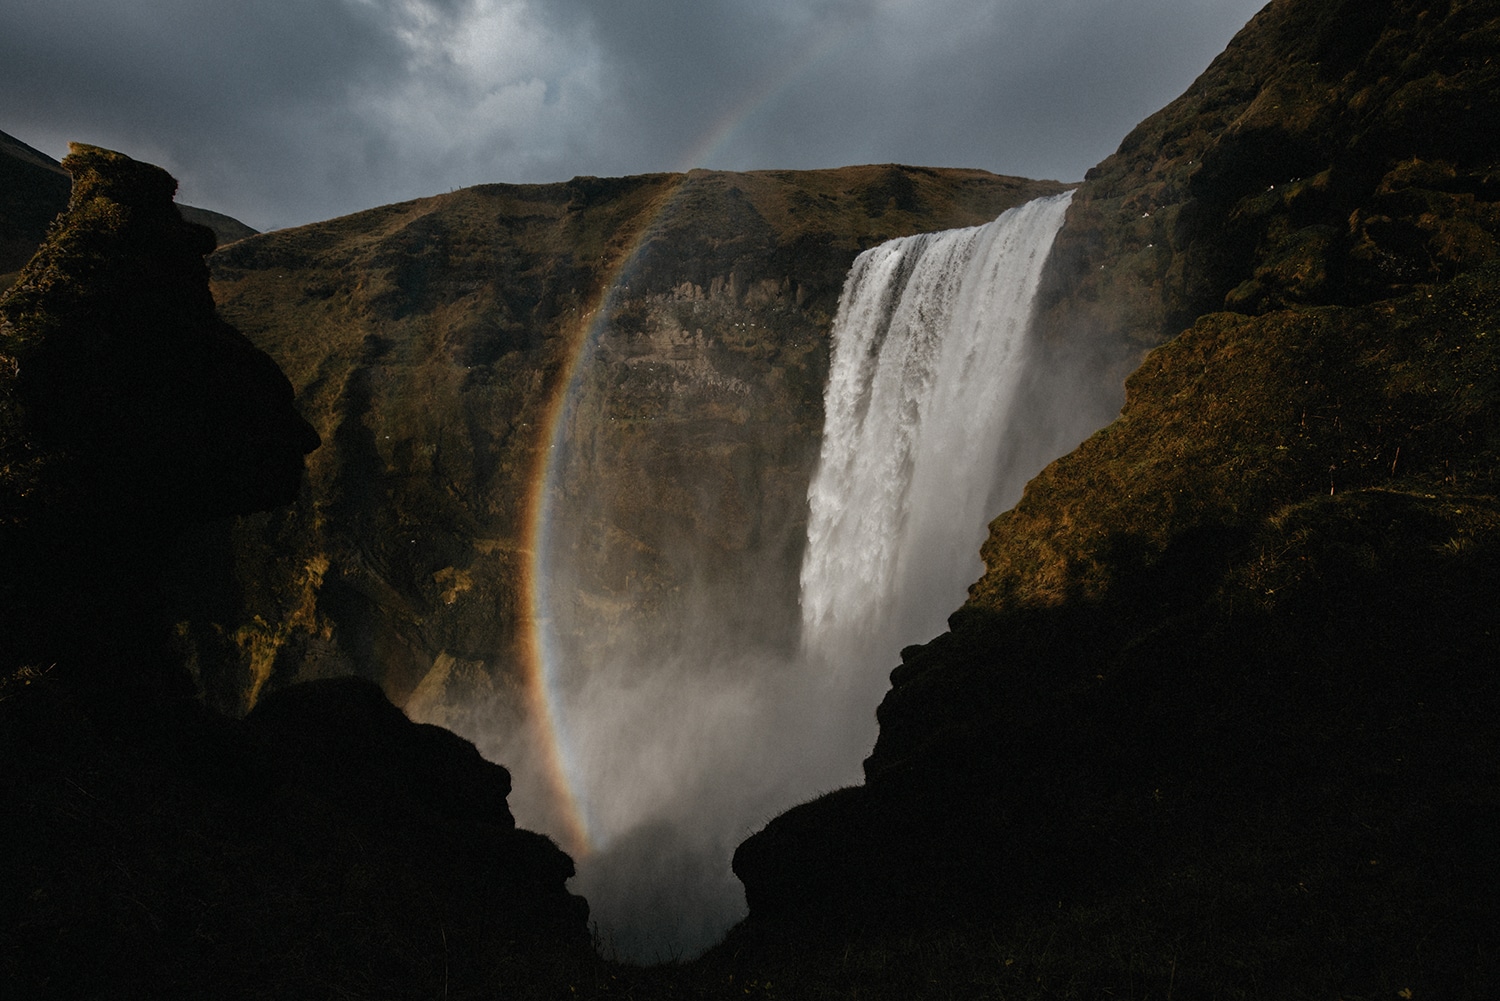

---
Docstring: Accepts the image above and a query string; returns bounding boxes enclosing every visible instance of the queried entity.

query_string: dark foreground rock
[0,144,318,677]
[1,672,591,999]
[732,1,1500,997]
[0,147,589,999]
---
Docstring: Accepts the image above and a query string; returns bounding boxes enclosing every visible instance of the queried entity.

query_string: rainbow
[517,175,689,858]
[516,23,852,858]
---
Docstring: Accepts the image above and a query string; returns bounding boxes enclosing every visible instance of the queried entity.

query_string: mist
[413,192,1100,961]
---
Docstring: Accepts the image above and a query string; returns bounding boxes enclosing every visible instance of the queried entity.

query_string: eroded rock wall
[194,166,1065,719]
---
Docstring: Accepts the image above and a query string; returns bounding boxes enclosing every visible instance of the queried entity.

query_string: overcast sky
[2,0,1267,232]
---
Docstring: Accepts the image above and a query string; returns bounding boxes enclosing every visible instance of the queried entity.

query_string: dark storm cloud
[1,0,1266,231]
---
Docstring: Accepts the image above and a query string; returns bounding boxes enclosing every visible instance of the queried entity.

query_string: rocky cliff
[7,0,1498,994]
[1,147,591,999]
[0,129,256,292]
[186,166,1064,724]
[1,144,316,673]
[731,1,1500,996]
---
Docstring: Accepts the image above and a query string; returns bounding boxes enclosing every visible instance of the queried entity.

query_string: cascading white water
[493,191,1075,963]
[801,191,1074,671]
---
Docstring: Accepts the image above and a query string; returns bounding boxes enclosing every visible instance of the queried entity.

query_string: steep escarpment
[970,0,1500,649]
[190,166,1064,722]
[733,1,1500,996]
[1,147,590,999]
[1040,0,1499,344]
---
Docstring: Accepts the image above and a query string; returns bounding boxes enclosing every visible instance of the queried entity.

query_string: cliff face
[190,166,1065,717]
[1,147,590,999]
[1036,0,1500,348]
[1010,0,1500,478]
[732,1,1500,995]
[972,0,1500,614]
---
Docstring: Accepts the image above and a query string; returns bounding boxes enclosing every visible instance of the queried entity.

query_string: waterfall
[800,191,1073,671]
[512,191,1074,963]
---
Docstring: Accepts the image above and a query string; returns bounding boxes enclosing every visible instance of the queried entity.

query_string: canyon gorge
[4,0,1500,996]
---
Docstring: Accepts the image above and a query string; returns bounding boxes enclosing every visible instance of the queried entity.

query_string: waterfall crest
[800,191,1073,670]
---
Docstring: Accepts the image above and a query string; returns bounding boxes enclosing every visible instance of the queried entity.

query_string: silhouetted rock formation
[732,1,1500,996]
[247,674,518,828]
[0,144,317,674]
[1,129,258,290]
[243,676,586,928]
[3,145,313,518]
[1,147,590,999]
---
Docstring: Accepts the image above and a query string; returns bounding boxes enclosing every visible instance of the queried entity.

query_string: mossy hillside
[196,165,1063,715]
[974,0,1500,511]
[1034,0,1500,361]
[968,264,1500,613]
